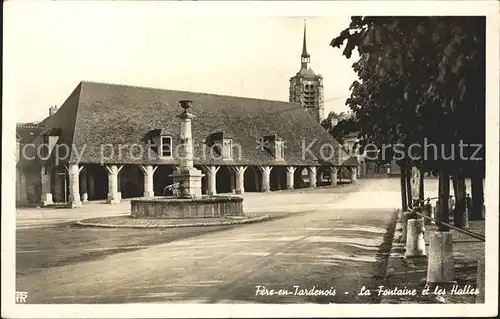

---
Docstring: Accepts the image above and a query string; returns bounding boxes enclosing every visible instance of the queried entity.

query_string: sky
[5,2,360,123]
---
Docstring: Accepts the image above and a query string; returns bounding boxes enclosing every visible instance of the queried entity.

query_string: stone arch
[294,167,307,189]
[216,166,233,194]
[153,165,175,196]
[316,166,329,186]
[52,166,68,203]
[119,165,144,199]
[244,166,260,192]
[270,166,287,191]
[86,164,108,201]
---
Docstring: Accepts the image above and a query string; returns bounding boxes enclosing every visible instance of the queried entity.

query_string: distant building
[338,130,403,178]
[289,21,324,123]
[340,131,364,179]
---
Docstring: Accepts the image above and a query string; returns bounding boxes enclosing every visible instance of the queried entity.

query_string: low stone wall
[130,196,244,219]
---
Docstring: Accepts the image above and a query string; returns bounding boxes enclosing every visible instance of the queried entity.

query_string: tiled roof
[16,123,44,144]
[341,156,360,166]
[21,81,349,167]
[296,67,318,79]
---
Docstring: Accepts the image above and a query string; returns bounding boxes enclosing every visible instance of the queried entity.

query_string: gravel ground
[17,210,309,276]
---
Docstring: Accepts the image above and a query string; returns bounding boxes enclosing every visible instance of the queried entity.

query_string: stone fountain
[130,100,244,219]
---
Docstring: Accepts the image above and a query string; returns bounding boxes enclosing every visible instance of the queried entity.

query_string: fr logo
[15,291,28,304]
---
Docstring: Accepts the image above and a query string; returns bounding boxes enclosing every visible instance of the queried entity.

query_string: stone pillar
[105,165,123,204]
[258,166,272,192]
[67,164,82,208]
[170,100,204,199]
[286,166,296,190]
[427,231,455,284]
[405,219,426,258]
[329,167,338,186]
[308,166,317,188]
[233,166,247,194]
[203,166,220,196]
[351,167,358,183]
[139,165,157,198]
[80,167,88,202]
[40,165,53,206]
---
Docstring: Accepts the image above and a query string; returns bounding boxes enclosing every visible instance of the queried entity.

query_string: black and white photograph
[2,1,499,318]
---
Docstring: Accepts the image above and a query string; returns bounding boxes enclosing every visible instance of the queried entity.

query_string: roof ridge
[16,123,43,128]
[80,80,300,106]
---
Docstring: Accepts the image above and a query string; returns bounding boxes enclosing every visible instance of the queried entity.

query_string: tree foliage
[331,17,485,177]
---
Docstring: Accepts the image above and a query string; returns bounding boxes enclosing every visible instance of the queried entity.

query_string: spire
[301,19,310,69]
[302,19,309,58]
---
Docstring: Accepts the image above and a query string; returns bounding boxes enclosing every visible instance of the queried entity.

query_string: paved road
[16,179,405,304]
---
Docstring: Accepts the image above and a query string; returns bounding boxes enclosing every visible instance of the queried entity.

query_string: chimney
[49,105,58,116]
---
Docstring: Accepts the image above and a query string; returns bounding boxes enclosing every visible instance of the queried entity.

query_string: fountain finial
[179,100,193,112]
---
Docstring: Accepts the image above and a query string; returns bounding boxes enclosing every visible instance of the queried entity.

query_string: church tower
[289,20,324,123]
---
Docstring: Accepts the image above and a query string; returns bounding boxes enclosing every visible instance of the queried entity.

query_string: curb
[380,209,407,304]
[75,215,270,229]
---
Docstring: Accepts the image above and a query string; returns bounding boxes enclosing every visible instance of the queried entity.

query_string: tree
[322,111,359,146]
[321,111,347,131]
[331,17,485,222]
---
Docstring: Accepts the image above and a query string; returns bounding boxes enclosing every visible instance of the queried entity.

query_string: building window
[275,141,285,160]
[222,139,233,160]
[160,136,172,157]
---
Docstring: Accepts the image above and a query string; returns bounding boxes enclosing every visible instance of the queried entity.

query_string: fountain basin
[130,196,244,219]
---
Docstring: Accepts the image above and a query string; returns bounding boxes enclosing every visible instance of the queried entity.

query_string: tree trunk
[400,167,408,211]
[406,166,413,209]
[470,175,484,220]
[452,176,458,220]
[438,169,450,231]
[452,174,466,228]
[419,167,425,204]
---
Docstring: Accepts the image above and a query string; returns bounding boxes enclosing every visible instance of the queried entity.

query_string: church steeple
[289,18,324,123]
[301,20,310,69]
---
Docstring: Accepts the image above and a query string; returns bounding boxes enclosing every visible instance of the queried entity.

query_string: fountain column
[170,100,205,199]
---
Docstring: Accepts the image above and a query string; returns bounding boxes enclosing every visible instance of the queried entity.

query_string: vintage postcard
[2,1,499,318]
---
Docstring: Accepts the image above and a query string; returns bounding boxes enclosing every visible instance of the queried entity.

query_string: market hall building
[17,81,359,207]
[15,23,360,207]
